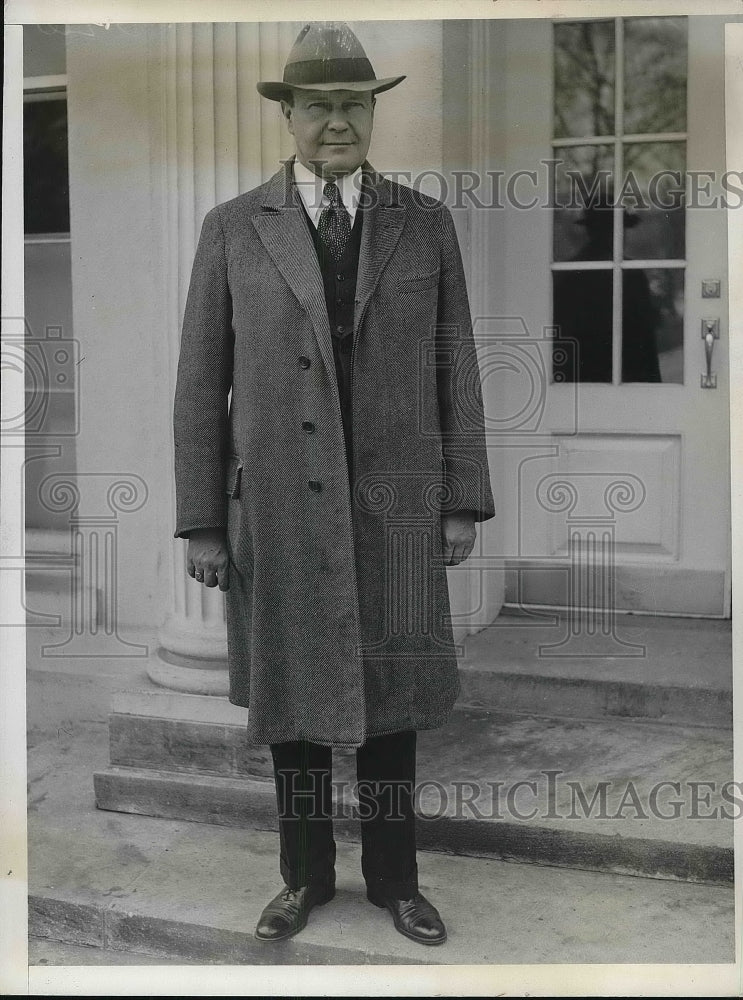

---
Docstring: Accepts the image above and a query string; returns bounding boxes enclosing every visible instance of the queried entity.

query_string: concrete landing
[29,724,736,966]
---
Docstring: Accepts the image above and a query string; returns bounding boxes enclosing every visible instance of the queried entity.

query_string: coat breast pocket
[397,269,440,293]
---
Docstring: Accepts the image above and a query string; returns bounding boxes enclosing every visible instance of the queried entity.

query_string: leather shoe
[255,879,335,942]
[367,889,447,945]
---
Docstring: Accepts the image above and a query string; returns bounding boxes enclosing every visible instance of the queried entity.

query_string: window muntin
[551,17,688,385]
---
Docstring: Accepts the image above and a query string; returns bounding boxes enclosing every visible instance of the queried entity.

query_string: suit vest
[299,197,364,475]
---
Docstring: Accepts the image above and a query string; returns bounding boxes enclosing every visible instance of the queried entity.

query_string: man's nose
[327,116,351,132]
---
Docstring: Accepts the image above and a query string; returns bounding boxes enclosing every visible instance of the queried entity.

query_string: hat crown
[282,22,376,87]
[255,21,405,100]
[286,22,370,69]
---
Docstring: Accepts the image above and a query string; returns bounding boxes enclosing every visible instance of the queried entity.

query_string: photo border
[2,1,741,995]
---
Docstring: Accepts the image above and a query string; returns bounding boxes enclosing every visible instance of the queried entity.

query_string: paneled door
[489,15,732,617]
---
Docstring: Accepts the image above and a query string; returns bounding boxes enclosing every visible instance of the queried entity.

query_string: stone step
[458,611,732,728]
[93,691,735,885]
[93,765,733,885]
[29,727,736,968]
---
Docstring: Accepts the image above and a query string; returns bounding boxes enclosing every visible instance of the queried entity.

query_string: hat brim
[257,75,406,101]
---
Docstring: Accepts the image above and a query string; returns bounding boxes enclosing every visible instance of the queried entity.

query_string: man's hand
[441,512,477,566]
[187,527,230,591]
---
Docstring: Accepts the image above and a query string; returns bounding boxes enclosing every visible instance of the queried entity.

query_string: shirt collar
[292,159,363,226]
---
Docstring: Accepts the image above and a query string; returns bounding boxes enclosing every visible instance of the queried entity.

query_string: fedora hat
[256,22,405,101]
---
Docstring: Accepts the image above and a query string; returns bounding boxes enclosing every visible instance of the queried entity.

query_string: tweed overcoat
[173,158,495,747]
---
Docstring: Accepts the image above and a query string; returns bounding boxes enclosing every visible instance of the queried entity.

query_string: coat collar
[251,157,406,381]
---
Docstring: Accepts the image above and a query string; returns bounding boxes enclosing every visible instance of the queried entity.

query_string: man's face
[281,89,375,178]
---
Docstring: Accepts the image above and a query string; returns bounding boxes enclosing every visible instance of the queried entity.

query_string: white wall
[349,20,443,184]
[66,25,169,630]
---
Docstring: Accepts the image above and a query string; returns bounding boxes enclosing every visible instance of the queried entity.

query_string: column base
[147,650,230,696]
[151,613,229,695]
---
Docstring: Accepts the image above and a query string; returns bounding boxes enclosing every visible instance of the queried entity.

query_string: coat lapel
[251,159,336,381]
[251,160,407,377]
[355,165,406,334]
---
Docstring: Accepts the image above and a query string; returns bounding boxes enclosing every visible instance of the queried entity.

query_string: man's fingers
[444,541,474,567]
[189,543,232,588]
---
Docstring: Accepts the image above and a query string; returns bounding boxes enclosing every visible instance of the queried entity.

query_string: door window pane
[622,142,685,260]
[554,21,615,139]
[622,268,684,384]
[553,270,613,383]
[553,145,614,262]
[624,17,687,134]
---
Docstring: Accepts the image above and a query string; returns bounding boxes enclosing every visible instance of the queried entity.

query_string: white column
[149,23,297,695]
[446,21,506,643]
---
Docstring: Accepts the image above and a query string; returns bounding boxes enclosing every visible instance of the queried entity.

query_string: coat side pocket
[225,455,243,499]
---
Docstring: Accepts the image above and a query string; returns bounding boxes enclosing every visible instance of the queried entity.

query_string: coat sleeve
[435,204,496,523]
[172,206,235,539]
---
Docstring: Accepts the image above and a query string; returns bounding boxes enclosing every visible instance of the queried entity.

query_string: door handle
[700,318,719,389]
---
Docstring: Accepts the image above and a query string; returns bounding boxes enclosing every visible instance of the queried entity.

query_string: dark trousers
[270,730,418,899]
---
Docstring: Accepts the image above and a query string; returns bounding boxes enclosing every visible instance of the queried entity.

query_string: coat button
[308,480,322,493]
[298,355,311,369]
[336,273,345,281]
[302,421,315,433]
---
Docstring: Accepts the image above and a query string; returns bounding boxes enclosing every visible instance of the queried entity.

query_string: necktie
[317,181,352,261]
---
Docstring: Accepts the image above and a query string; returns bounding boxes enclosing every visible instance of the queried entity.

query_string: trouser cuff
[363,863,419,900]
[279,842,336,890]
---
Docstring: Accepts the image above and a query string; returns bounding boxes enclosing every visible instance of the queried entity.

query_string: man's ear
[280,99,294,133]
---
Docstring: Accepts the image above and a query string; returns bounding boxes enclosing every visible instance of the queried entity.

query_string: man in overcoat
[173,22,495,946]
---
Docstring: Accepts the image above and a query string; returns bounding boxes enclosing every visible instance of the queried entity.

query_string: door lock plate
[701,318,720,339]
